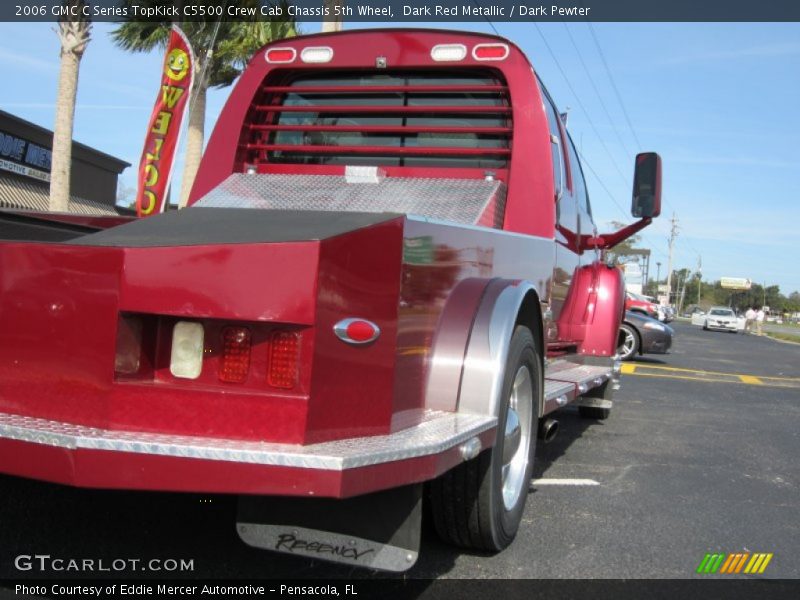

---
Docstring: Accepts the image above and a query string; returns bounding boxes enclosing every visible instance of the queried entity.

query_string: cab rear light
[265,47,296,64]
[268,331,300,389]
[219,327,251,383]
[472,43,510,61]
[431,44,467,62]
[301,46,334,63]
[170,321,204,379]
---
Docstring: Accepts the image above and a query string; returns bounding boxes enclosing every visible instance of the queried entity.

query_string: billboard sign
[720,277,752,290]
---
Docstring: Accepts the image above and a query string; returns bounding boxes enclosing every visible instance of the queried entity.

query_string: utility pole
[696,255,702,305]
[665,213,679,305]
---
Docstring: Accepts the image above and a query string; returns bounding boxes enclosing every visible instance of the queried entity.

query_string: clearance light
[170,321,204,379]
[219,327,251,383]
[431,44,467,62]
[472,43,510,61]
[265,47,296,64]
[334,318,381,345]
[268,331,300,389]
[301,46,334,63]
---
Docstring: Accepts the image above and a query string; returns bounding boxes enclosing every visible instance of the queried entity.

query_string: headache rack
[238,69,513,170]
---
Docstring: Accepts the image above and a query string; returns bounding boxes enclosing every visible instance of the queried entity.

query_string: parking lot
[1,321,798,582]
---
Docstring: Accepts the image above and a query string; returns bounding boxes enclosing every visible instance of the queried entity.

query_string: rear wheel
[429,326,539,551]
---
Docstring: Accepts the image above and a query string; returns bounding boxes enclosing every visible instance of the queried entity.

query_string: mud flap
[237,484,422,572]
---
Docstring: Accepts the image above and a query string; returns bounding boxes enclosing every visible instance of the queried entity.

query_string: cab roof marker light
[431,44,467,62]
[265,47,296,64]
[301,46,334,64]
[472,43,510,61]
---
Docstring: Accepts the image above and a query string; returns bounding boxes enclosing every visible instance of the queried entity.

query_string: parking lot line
[532,478,600,486]
[621,363,800,388]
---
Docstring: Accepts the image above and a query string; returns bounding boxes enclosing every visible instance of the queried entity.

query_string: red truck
[0,29,661,571]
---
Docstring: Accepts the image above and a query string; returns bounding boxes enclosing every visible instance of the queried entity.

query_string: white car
[703,307,738,333]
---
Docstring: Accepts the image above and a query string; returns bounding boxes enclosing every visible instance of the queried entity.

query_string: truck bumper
[0,411,496,498]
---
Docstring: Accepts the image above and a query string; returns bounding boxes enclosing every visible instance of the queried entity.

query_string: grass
[764,331,800,344]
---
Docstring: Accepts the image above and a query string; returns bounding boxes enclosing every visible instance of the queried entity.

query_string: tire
[429,326,540,552]
[703,321,709,331]
[578,379,613,420]
[616,323,639,361]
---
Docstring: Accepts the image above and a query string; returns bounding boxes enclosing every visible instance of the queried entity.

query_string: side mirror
[631,152,662,219]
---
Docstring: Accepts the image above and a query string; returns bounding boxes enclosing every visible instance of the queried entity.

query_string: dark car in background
[618,310,674,360]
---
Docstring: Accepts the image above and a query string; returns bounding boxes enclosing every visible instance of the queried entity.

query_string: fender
[576,262,625,357]
[425,278,545,422]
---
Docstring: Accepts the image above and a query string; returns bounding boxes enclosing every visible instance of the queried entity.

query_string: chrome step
[543,362,613,415]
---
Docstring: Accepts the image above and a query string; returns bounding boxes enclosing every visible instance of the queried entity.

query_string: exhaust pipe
[539,418,559,444]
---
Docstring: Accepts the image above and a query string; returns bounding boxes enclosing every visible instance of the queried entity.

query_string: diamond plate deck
[547,364,611,385]
[544,380,574,401]
[195,173,506,226]
[0,411,496,471]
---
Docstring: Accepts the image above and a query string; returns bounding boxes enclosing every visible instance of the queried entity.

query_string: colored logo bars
[696,552,773,575]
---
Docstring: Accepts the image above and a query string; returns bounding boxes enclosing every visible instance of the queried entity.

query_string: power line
[586,22,643,150]
[532,22,630,188]
[561,22,633,159]
[582,23,705,260]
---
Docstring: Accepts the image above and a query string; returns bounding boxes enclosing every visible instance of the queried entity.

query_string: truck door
[542,89,579,343]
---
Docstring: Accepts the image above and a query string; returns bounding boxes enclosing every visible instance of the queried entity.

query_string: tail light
[472,43,510,61]
[431,44,467,62]
[114,315,143,375]
[170,321,205,379]
[265,47,296,64]
[268,331,300,389]
[219,326,251,383]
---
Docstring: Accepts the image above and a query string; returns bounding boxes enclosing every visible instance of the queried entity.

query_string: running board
[543,360,618,415]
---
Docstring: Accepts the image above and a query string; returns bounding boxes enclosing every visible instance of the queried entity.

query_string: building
[0,110,130,216]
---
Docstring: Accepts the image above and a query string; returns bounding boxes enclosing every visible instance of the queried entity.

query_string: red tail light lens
[268,331,300,389]
[265,47,296,63]
[472,43,510,61]
[219,327,251,383]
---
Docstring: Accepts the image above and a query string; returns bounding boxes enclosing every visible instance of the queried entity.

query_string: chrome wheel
[502,365,533,511]
[617,325,637,360]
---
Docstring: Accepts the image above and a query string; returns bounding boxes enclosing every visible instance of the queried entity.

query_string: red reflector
[265,47,296,64]
[346,320,377,343]
[334,318,381,345]
[219,327,251,383]
[268,331,300,389]
[472,43,510,61]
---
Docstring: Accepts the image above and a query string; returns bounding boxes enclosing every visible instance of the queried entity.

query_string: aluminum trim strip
[0,411,496,471]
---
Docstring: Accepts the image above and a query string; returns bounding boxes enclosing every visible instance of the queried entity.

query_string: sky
[0,19,798,294]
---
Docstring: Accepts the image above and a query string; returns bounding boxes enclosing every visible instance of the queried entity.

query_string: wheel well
[515,290,545,416]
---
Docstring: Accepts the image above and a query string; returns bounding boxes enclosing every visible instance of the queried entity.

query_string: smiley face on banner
[165,48,190,82]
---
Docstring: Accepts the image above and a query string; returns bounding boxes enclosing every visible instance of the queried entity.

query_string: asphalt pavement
[1,322,798,582]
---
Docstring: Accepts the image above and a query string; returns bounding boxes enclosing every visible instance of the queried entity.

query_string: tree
[50,0,92,212]
[111,2,296,207]
[604,220,642,265]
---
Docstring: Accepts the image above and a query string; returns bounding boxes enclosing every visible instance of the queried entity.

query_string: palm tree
[50,0,92,212]
[111,3,296,207]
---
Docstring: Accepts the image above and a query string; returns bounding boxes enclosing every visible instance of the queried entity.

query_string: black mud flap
[237,484,423,572]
